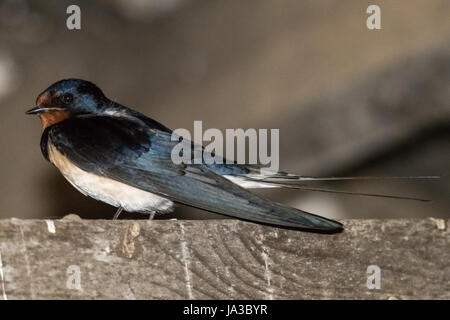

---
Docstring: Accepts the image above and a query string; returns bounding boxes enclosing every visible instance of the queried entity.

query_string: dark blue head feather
[37,78,107,114]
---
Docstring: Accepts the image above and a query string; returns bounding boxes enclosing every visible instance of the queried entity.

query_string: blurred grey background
[0,0,448,221]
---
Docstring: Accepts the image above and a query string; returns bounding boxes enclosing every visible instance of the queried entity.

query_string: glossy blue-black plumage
[45,115,341,232]
[37,79,343,232]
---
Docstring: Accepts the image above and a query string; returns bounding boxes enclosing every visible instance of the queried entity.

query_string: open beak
[25,106,65,115]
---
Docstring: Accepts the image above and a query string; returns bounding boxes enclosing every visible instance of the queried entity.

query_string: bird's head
[26,79,110,129]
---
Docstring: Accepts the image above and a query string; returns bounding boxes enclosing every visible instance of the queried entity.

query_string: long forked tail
[224,170,440,202]
[280,175,441,181]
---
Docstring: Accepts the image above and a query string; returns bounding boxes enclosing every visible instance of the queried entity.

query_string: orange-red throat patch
[35,91,69,129]
[39,110,70,130]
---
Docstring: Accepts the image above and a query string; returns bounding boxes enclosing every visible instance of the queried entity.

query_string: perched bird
[26,79,434,233]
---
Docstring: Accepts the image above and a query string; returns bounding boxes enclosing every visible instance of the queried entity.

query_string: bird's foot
[113,207,123,220]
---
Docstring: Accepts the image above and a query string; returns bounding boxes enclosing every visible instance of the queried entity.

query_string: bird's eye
[61,93,74,105]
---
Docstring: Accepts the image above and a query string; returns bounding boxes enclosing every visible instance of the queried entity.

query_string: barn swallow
[26,79,435,232]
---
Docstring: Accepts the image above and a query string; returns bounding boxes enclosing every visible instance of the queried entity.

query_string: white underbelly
[48,144,174,213]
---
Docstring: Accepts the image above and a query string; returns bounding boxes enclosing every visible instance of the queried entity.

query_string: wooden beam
[0,218,448,299]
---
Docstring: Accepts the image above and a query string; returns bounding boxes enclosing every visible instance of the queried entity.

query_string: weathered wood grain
[0,218,448,299]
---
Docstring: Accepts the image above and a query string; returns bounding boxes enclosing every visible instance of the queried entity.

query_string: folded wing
[48,116,342,232]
